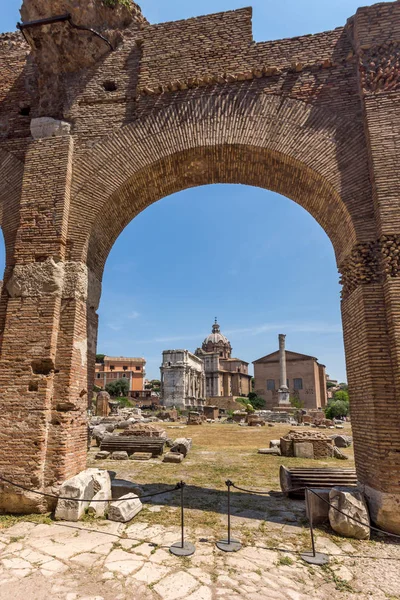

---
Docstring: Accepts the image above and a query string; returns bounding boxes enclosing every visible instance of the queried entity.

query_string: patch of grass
[0,513,52,530]
[81,512,104,524]
[9,535,24,543]
[277,556,294,566]
[321,565,356,593]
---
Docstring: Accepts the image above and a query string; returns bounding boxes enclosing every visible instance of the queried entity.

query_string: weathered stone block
[131,452,152,461]
[87,490,109,518]
[258,448,281,455]
[55,469,110,521]
[306,488,330,524]
[111,451,129,460]
[95,451,110,460]
[30,117,71,139]
[108,495,143,523]
[163,452,184,463]
[329,487,370,540]
[333,446,349,460]
[293,441,314,459]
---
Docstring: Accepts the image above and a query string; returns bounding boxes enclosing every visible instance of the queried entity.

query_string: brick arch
[69,92,373,277]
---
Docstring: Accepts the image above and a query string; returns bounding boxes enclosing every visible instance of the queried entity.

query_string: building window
[136,366,141,371]
[294,378,303,390]
[123,366,127,371]
[96,373,101,379]
[110,366,115,371]
[267,379,275,391]
[122,374,126,378]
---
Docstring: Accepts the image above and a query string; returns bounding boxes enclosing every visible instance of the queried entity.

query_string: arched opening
[87,180,349,531]
[96,182,345,393]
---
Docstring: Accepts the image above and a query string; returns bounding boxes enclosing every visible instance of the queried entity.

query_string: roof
[104,356,146,362]
[253,350,318,364]
[221,357,249,365]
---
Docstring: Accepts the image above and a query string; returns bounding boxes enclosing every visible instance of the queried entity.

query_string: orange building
[94,356,146,393]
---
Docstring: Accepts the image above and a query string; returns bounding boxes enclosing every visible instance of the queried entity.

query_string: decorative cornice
[359,41,400,93]
[339,235,400,298]
[137,58,338,98]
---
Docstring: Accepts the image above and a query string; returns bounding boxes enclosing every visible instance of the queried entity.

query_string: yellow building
[94,356,146,393]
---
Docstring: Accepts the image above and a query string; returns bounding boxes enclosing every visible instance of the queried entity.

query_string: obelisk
[278,334,290,405]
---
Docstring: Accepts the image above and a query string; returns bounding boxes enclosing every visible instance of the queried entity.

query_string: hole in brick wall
[31,358,55,376]
[28,381,39,392]
[19,106,30,116]
[103,80,117,92]
[35,255,48,262]
[80,389,87,397]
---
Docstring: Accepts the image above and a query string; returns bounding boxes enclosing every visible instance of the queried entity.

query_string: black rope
[0,475,181,503]
[309,489,400,541]
[229,482,400,540]
[230,482,272,495]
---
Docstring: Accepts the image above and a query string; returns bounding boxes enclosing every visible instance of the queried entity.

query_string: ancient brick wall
[0,0,399,531]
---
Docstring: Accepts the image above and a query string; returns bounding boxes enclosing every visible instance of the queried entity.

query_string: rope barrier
[230,483,273,495]
[309,488,400,541]
[0,475,181,503]
[2,474,400,547]
[228,481,400,541]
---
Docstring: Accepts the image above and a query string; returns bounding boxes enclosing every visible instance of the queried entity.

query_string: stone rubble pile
[55,469,143,523]
[280,430,335,459]
[118,423,167,438]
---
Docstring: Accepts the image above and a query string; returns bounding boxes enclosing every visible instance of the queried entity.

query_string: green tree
[333,390,349,403]
[96,354,105,364]
[289,395,304,409]
[247,392,265,410]
[325,399,349,420]
[106,378,130,397]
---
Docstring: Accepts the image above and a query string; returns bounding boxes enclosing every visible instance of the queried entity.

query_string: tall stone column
[278,334,290,405]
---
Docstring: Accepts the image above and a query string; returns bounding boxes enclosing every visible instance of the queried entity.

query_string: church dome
[202,319,232,358]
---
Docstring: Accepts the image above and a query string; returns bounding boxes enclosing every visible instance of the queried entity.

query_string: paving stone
[154,571,199,599]
[131,563,170,584]
[104,549,144,575]
[186,586,213,600]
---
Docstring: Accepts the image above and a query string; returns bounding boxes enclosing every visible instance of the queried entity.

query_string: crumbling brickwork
[0,0,399,532]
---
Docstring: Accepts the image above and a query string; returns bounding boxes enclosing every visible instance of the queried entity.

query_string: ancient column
[278,334,290,405]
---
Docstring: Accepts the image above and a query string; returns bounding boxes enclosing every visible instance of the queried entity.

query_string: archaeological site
[0,2,400,597]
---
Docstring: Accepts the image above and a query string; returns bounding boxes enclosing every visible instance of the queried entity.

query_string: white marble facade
[160,350,206,408]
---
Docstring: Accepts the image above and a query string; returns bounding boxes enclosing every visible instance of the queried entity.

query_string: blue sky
[1,0,379,382]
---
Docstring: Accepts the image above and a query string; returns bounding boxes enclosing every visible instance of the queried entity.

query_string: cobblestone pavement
[1,513,400,600]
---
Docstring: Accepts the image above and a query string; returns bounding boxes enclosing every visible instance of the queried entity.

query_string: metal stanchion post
[216,480,242,552]
[170,481,196,557]
[301,488,329,566]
